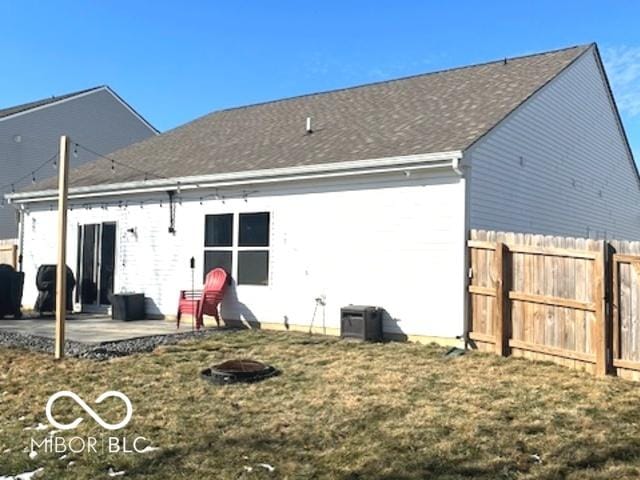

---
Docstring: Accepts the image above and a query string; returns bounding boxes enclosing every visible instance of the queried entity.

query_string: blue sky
[1,1,640,157]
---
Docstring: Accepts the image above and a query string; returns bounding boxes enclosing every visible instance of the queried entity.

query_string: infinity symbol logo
[45,391,133,431]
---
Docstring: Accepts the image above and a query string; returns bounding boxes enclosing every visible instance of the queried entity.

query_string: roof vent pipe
[306,117,313,134]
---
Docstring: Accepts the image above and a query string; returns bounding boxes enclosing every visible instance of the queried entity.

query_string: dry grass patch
[1,330,640,479]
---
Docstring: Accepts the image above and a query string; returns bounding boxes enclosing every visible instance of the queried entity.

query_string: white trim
[102,86,159,135]
[590,46,640,190]
[0,87,106,123]
[7,150,463,204]
[0,86,158,135]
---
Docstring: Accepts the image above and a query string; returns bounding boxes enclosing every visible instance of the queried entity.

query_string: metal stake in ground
[190,256,195,332]
[55,135,70,360]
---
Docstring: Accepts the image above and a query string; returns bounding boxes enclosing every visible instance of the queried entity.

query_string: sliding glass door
[76,222,116,312]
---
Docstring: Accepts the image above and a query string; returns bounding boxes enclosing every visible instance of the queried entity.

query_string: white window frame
[204,212,271,286]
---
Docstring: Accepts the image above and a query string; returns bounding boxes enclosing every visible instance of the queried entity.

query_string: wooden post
[54,136,70,360]
[604,243,615,374]
[611,250,620,364]
[593,243,611,376]
[494,242,510,356]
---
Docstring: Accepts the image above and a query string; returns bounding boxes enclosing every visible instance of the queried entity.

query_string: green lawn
[1,330,640,479]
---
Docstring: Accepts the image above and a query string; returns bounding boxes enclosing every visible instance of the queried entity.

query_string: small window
[203,212,270,285]
[238,250,269,285]
[205,214,233,247]
[204,251,232,279]
[239,212,270,247]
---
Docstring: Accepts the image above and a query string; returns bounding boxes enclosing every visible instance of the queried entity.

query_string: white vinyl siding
[467,47,640,240]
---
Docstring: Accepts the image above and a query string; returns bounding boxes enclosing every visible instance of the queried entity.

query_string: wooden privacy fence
[468,230,640,381]
[0,244,17,268]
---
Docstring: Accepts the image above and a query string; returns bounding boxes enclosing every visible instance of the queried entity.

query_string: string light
[74,142,168,181]
[18,189,243,214]
[0,139,255,213]
[1,140,167,202]
[0,151,58,195]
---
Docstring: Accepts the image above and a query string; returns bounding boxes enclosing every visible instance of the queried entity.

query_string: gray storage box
[111,293,145,321]
[340,305,382,341]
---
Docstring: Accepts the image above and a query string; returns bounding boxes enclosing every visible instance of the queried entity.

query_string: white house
[6,43,640,343]
[0,86,157,239]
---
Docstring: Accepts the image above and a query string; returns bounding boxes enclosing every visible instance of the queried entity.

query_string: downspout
[452,154,470,349]
[451,156,463,176]
[17,204,25,272]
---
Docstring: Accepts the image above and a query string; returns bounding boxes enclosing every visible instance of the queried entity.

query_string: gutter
[6,150,463,204]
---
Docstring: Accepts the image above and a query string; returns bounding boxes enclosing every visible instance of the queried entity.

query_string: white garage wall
[20,169,466,339]
[467,46,640,240]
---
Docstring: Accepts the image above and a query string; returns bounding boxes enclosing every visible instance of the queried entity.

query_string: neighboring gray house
[0,86,157,238]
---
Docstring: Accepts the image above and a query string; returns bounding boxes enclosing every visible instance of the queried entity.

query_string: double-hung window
[204,212,270,285]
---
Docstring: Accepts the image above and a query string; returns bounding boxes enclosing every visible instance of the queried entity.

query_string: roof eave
[6,150,463,204]
[0,87,106,123]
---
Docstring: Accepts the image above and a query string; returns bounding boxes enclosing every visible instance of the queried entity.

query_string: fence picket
[468,229,640,380]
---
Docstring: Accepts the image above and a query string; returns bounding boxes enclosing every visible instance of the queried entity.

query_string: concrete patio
[0,314,208,343]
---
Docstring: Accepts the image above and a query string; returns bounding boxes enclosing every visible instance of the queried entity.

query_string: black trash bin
[34,265,76,314]
[0,264,24,319]
[111,293,145,321]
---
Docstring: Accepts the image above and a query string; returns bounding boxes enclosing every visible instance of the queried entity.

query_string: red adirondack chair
[176,290,201,328]
[195,268,229,329]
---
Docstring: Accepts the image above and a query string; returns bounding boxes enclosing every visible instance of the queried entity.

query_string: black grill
[0,264,24,319]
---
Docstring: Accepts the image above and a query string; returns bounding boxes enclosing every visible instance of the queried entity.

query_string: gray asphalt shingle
[27,45,590,191]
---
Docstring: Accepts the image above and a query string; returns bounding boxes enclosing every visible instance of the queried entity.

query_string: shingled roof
[28,44,591,191]
[0,86,104,120]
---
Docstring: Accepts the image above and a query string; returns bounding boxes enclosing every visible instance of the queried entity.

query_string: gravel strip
[0,328,233,361]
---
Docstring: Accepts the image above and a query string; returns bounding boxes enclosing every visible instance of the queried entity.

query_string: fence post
[605,242,615,375]
[594,243,612,377]
[609,244,620,366]
[494,242,510,356]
